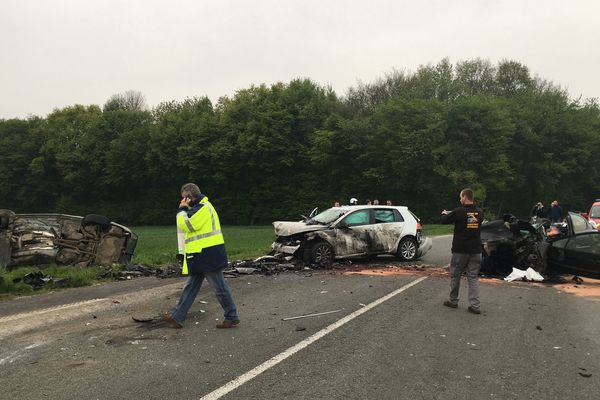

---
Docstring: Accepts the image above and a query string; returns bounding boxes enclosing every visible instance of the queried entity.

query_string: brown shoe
[160,313,183,329]
[216,319,240,329]
[468,306,481,315]
[443,300,458,309]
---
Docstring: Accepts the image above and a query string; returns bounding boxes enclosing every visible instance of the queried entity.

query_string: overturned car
[0,210,137,268]
[480,212,600,279]
[272,205,432,265]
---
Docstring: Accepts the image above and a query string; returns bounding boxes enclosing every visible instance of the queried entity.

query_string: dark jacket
[441,204,484,254]
[531,205,548,219]
[550,205,563,222]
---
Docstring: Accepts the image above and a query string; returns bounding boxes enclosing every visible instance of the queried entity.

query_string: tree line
[1,58,599,225]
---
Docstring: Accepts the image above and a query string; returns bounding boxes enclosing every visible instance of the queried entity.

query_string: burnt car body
[480,212,600,279]
[272,205,432,265]
[480,216,546,277]
[0,210,137,268]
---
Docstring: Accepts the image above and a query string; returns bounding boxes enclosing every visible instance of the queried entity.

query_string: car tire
[0,209,15,229]
[82,214,111,230]
[397,237,418,261]
[310,241,334,267]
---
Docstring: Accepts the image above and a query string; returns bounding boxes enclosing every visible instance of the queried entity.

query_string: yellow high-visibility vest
[176,196,224,275]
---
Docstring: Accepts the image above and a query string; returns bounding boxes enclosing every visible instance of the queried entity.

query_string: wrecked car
[480,212,600,279]
[0,210,137,268]
[480,215,546,277]
[272,205,432,265]
[545,212,600,279]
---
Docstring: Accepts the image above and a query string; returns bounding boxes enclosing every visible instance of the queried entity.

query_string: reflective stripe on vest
[185,229,223,244]
[182,214,194,231]
[185,201,219,244]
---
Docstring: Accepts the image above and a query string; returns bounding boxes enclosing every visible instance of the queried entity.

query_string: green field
[0,224,452,296]
[132,225,276,265]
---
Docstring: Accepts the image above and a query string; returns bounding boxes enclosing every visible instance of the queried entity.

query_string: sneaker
[443,300,458,309]
[468,306,481,315]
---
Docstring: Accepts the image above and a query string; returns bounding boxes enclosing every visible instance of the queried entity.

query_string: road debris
[282,309,342,321]
[504,267,544,282]
[572,275,584,284]
[11,271,70,290]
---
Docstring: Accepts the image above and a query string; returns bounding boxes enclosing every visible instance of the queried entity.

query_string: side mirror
[337,222,350,229]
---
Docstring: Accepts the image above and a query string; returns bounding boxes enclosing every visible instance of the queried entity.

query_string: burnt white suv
[272,205,432,265]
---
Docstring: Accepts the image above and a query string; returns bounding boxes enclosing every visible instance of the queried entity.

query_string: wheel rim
[401,241,416,260]
[315,244,332,263]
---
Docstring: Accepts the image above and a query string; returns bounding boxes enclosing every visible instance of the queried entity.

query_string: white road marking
[0,342,45,365]
[200,276,428,400]
[0,298,107,323]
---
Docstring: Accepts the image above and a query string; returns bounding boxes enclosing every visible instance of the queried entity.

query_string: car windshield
[310,207,349,225]
[571,212,592,234]
[590,205,600,218]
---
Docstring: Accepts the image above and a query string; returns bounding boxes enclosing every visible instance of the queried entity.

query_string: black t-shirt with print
[441,204,484,254]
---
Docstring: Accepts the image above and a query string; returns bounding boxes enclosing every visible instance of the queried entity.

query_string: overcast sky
[1,0,598,119]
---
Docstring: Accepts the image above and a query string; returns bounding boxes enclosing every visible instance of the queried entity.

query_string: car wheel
[310,242,334,267]
[397,237,418,261]
[82,214,111,230]
[0,209,15,229]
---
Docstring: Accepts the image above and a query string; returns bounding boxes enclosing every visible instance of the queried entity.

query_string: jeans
[171,270,238,324]
[448,253,482,309]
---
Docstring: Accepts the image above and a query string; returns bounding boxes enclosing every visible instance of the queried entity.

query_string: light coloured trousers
[449,253,482,309]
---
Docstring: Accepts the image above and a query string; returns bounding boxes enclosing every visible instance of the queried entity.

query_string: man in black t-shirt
[441,188,484,314]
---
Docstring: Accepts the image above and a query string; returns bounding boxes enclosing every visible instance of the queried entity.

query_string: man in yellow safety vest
[161,183,239,329]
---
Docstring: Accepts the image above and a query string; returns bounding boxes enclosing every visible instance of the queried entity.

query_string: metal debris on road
[282,309,343,321]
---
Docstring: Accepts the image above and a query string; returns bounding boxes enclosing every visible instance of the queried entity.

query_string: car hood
[273,221,327,236]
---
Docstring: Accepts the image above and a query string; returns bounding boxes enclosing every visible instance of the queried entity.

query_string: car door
[368,208,404,254]
[556,233,600,278]
[334,209,371,257]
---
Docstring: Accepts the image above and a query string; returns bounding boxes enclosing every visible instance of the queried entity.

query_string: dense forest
[1,58,599,225]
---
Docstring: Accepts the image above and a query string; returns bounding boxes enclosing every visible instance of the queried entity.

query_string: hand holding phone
[179,197,191,208]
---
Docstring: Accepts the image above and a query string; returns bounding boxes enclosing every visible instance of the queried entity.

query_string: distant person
[161,183,239,329]
[441,188,484,315]
[373,199,380,205]
[386,200,393,206]
[550,200,563,222]
[530,202,547,219]
[366,199,372,205]
[334,201,340,207]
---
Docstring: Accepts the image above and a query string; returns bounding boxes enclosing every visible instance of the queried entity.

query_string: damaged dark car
[272,205,432,265]
[480,212,600,279]
[0,210,137,268]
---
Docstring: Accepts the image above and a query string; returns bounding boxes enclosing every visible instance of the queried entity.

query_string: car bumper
[417,237,433,258]
[272,242,301,255]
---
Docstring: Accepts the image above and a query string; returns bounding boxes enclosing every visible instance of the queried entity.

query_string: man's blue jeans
[170,270,238,324]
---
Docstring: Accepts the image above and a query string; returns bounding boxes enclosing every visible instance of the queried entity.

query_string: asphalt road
[1,235,599,400]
